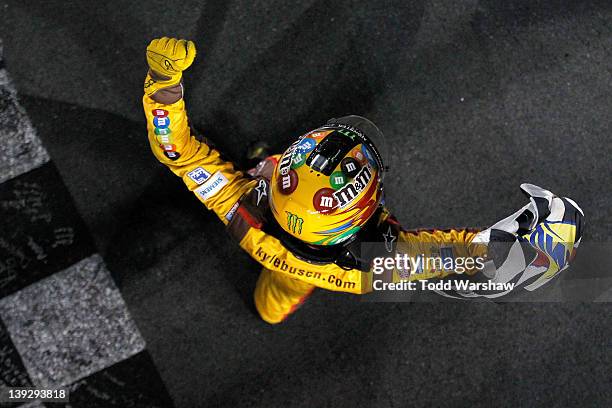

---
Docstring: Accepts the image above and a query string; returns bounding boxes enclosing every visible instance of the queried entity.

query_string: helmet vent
[306,130,358,176]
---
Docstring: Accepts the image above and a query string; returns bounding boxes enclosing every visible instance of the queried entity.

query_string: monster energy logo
[286,212,304,234]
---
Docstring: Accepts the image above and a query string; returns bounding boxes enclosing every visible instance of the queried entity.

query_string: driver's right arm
[142,38,372,294]
[143,37,255,225]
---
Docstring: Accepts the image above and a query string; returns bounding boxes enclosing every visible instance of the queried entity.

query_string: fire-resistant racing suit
[143,82,486,324]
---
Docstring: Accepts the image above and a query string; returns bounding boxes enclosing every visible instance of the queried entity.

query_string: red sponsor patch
[152,109,169,117]
[278,169,298,194]
[313,188,338,214]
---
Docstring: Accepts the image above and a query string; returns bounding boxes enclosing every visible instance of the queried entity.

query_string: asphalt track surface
[1,1,611,407]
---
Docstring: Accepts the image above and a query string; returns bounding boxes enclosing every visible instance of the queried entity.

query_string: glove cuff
[143,71,182,97]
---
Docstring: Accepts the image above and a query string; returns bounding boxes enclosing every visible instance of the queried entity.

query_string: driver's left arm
[378,208,488,281]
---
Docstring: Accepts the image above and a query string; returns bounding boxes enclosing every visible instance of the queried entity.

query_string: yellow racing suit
[143,85,486,324]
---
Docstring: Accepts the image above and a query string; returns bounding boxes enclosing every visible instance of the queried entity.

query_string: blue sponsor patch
[296,137,316,154]
[187,167,211,185]
[361,145,376,168]
[225,201,240,221]
[194,172,229,200]
[154,116,171,129]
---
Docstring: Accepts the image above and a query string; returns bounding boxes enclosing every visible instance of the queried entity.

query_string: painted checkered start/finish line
[0,40,174,407]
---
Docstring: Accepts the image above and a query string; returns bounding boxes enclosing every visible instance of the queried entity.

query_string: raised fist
[146,37,196,81]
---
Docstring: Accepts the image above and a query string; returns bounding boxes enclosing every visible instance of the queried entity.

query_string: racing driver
[142,37,584,324]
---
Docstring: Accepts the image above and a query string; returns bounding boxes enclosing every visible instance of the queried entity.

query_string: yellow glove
[144,37,196,96]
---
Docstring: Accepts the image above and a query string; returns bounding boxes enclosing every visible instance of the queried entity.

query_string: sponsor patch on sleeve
[163,151,181,161]
[194,171,229,200]
[152,109,169,117]
[160,144,177,152]
[225,201,240,221]
[187,167,211,185]
[153,116,170,129]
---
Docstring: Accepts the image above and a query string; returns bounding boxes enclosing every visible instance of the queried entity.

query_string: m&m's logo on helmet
[276,139,301,194]
[332,164,372,208]
[269,120,384,246]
